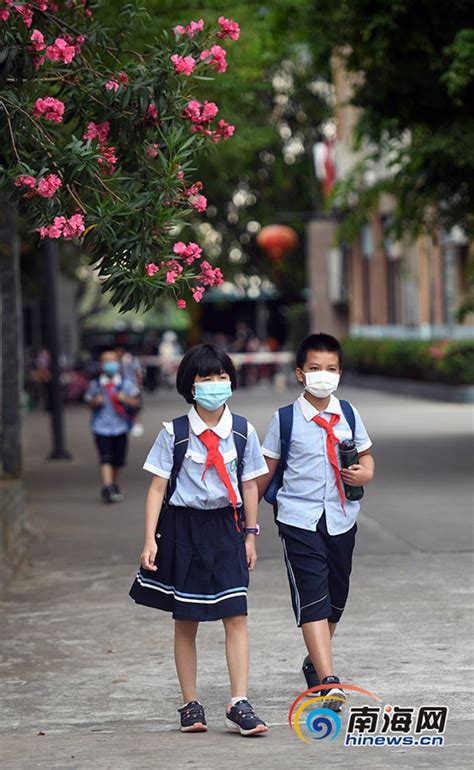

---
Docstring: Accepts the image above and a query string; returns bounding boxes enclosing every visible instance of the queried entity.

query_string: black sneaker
[101,485,115,504]
[177,701,207,733]
[302,655,320,692]
[225,699,268,736]
[320,676,346,712]
[111,484,124,502]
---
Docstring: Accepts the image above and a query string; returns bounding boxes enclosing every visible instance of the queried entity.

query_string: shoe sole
[180,723,207,732]
[225,718,267,736]
[321,688,346,712]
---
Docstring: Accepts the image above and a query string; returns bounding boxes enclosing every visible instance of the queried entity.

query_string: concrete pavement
[1,384,473,769]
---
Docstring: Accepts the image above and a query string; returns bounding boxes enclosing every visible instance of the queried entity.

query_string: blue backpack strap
[165,415,189,503]
[278,404,294,473]
[340,399,355,438]
[232,414,248,506]
[263,404,293,507]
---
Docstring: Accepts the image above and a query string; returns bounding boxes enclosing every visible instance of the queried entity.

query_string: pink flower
[166,270,178,284]
[1,9,10,21]
[14,4,33,27]
[185,182,203,197]
[145,103,158,122]
[62,213,85,239]
[212,119,235,142]
[97,145,117,175]
[183,100,219,128]
[192,286,205,303]
[170,54,196,76]
[200,45,227,73]
[173,241,203,265]
[36,173,62,198]
[105,80,119,92]
[146,263,159,277]
[30,29,46,51]
[190,194,207,213]
[217,16,240,41]
[176,299,187,309]
[37,215,67,240]
[45,37,76,64]
[15,175,36,189]
[174,19,204,38]
[34,96,65,123]
[83,121,110,144]
[197,261,224,287]
[176,170,185,180]
[117,71,128,84]
[146,143,159,158]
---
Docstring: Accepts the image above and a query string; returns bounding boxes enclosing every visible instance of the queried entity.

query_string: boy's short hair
[177,343,237,404]
[296,333,343,370]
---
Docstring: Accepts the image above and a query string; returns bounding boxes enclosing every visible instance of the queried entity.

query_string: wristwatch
[243,525,261,535]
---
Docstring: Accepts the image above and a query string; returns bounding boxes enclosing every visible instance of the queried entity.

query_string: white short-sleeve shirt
[262,393,372,534]
[144,405,268,510]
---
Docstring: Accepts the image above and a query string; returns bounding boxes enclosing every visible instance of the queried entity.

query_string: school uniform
[129,405,268,622]
[84,374,140,467]
[262,392,372,626]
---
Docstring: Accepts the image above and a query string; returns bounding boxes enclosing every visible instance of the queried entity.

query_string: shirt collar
[297,392,342,421]
[100,373,122,387]
[188,404,232,439]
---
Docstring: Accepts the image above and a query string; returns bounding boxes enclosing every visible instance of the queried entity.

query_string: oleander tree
[0,0,241,312]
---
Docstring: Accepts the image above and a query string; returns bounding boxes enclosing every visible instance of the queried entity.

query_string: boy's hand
[341,464,373,485]
[245,536,257,571]
[140,541,158,571]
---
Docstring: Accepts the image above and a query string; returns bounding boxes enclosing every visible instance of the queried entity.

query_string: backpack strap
[278,404,294,474]
[165,415,189,504]
[232,414,248,505]
[340,399,355,438]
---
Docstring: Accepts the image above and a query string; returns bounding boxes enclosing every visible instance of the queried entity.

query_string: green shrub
[343,338,474,385]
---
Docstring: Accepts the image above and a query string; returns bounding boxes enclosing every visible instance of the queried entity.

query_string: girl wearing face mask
[129,343,268,736]
[84,350,141,503]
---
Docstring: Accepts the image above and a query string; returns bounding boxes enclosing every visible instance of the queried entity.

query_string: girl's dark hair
[176,343,237,404]
[296,333,343,370]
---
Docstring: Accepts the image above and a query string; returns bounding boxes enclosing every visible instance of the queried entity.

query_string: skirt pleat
[129,505,248,621]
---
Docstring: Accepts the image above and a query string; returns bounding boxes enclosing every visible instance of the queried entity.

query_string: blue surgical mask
[103,361,120,376]
[194,381,232,411]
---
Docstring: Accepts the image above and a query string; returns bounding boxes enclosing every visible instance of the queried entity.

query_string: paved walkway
[1,384,473,768]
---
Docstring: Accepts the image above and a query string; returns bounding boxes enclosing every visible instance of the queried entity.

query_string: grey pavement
[1,383,473,769]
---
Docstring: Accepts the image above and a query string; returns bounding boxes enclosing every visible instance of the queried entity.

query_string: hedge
[342,338,474,385]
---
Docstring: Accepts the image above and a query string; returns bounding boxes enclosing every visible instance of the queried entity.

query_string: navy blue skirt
[129,505,249,621]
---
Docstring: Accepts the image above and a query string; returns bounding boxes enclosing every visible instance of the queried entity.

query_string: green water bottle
[339,439,364,502]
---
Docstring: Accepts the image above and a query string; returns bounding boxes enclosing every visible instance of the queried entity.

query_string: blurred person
[84,350,140,503]
[158,330,182,388]
[115,345,143,386]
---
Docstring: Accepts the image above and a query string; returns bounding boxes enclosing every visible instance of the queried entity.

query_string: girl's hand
[140,541,158,571]
[341,464,373,486]
[245,537,257,571]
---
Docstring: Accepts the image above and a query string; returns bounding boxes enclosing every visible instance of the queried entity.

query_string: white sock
[229,695,247,709]
[181,700,200,709]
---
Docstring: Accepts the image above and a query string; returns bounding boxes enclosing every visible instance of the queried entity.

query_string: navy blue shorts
[278,513,356,626]
[94,432,128,467]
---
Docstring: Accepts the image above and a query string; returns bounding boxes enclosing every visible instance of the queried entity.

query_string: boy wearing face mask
[84,350,141,503]
[129,343,268,736]
[258,333,375,711]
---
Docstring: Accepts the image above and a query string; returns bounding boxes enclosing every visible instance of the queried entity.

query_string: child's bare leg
[174,620,200,703]
[112,466,120,485]
[100,463,113,486]
[302,619,333,680]
[329,621,337,639]
[222,615,248,697]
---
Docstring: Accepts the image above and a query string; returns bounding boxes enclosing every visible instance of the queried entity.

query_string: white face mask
[303,370,340,398]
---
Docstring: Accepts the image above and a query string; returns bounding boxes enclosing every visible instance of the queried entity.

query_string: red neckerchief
[104,381,127,417]
[312,413,345,513]
[198,429,240,531]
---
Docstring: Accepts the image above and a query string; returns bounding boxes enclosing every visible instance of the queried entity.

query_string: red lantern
[256,225,299,261]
